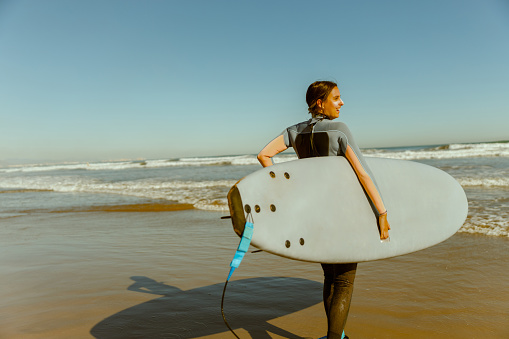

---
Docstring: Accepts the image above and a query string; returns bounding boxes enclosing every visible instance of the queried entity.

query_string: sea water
[1,142,508,237]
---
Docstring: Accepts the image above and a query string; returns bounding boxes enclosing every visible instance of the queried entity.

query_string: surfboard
[227,156,468,263]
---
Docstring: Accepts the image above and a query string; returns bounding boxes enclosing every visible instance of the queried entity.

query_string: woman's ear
[316,99,323,110]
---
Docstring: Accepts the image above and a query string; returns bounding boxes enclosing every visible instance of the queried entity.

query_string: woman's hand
[378,213,391,240]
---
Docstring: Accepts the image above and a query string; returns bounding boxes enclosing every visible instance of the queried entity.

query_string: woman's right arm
[257,135,288,168]
[344,145,391,240]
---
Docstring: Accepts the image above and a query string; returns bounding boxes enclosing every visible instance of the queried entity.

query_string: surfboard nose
[227,185,246,237]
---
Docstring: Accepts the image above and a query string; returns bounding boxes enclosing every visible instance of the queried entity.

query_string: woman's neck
[311,113,330,120]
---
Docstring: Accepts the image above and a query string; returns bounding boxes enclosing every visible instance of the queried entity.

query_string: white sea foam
[0,176,235,212]
[365,142,509,160]
[0,155,298,173]
[2,172,508,234]
[0,161,138,173]
[1,142,507,173]
[457,177,509,188]
[460,215,509,237]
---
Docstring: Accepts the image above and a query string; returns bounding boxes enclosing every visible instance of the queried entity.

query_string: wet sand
[0,210,508,338]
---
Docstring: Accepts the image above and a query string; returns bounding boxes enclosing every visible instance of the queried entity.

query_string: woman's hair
[306,80,338,115]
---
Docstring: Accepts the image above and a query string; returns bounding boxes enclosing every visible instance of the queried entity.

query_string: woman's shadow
[90,276,322,338]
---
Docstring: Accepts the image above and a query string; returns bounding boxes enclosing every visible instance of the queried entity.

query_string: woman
[257,81,390,339]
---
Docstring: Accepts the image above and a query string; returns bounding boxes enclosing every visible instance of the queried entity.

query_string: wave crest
[2,142,508,173]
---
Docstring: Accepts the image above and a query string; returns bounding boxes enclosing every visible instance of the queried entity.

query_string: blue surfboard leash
[221,220,254,338]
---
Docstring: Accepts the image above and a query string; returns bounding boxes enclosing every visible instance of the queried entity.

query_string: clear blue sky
[1,0,508,162]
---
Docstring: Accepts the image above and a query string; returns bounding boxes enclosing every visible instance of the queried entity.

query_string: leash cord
[221,279,240,338]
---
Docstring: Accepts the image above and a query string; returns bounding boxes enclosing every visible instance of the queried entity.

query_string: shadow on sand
[91,276,322,338]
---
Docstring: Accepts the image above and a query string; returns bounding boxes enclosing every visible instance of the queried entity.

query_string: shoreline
[48,202,196,213]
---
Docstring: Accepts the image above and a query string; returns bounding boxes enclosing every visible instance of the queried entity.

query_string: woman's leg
[321,263,357,339]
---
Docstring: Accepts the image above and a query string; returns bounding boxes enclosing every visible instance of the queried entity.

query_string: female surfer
[257,80,390,339]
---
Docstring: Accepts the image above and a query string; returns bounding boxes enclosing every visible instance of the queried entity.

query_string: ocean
[1,141,508,237]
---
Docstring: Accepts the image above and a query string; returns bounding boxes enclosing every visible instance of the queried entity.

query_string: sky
[1,0,508,163]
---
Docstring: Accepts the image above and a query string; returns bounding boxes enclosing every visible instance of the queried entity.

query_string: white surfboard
[227,156,468,263]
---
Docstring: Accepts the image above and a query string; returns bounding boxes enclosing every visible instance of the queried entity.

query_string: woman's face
[320,86,343,119]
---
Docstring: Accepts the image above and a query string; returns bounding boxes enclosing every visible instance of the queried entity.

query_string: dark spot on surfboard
[254,205,260,213]
[284,172,290,179]
[270,204,276,212]
[285,240,291,248]
[244,204,251,213]
[269,171,276,178]
[299,238,305,245]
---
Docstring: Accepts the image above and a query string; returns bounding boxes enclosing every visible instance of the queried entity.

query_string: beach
[0,209,507,339]
[1,142,508,338]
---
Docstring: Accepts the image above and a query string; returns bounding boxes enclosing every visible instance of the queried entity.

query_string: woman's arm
[344,145,390,240]
[257,135,288,167]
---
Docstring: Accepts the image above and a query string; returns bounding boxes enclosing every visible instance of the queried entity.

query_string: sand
[0,210,508,338]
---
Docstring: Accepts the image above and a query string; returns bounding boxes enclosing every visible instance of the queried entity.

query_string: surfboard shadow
[90,276,323,339]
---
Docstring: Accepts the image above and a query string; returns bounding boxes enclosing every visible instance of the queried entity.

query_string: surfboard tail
[227,185,246,237]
